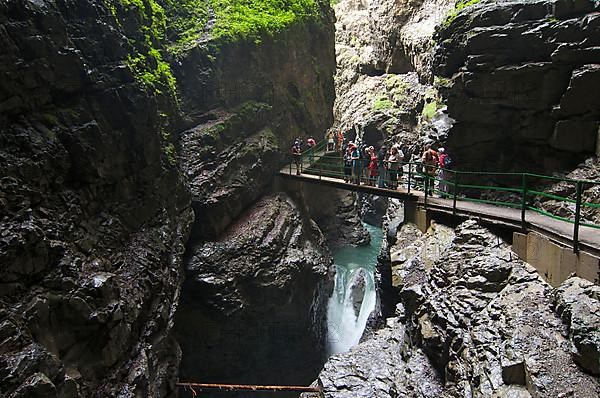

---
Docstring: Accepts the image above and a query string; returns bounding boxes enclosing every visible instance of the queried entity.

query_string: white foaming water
[326,264,377,355]
[326,223,382,356]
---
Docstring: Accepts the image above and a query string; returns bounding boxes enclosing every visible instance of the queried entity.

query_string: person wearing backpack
[291,143,302,175]
[343,145,353,182]
[438,148,452,196]
[377,145,388,188]
[421,144,438,195]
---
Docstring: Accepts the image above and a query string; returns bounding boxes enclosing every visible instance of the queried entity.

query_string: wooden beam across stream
[177,381,322,394]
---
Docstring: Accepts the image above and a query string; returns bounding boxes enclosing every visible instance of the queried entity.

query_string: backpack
[443,155,453,169]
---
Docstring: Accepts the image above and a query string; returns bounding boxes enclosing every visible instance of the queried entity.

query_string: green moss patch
[443,0,482,28]
[161,0,323,55]
[372,95,394,112]
[105,0,177,99]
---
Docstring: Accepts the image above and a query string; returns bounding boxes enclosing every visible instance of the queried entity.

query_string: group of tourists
[291,134,453,195]
[342,142,406,189]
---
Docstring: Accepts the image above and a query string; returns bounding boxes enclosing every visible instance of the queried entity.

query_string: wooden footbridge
[278,142,600,285]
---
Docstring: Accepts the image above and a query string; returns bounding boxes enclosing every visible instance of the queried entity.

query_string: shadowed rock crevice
[176,193,333,391]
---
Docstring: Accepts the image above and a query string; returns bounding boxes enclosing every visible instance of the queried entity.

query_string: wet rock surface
[313,219,600,397]
[174,4,336,244]
[176,193,333,391]
[302,185,370,247]
[435,0,600,172]
[0,1,193,396]
[536,156,600,225]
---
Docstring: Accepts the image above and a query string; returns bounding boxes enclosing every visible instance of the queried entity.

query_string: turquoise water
[326,223,383,355]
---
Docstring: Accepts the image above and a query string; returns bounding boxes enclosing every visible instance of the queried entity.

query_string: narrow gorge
[1,1,599,398]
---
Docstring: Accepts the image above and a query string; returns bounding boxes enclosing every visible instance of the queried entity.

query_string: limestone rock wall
[434,0,600,172]
[333,0,454,157]
[0,1,192,397]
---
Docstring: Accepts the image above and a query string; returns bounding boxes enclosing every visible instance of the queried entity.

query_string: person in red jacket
[367,146,378,186]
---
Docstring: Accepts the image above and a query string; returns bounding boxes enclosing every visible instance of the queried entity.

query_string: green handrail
[285,153,599,250]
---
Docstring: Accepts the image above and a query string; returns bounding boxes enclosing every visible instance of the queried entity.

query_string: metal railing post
[453,171,458,215]
[424,170,429,207]
[407,163,412,194]
[319,159,322,180]
[521,174,527,229]
[573,181,583,253]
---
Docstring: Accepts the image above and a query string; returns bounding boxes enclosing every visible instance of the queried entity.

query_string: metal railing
[285,149,600,253]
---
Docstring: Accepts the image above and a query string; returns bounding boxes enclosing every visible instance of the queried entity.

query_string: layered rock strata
[333,0,454,150]
[434,0,600,172]
[173,0,337,387]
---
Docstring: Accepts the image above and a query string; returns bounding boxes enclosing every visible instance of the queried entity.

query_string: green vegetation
[443,0,482,28]
[104,0,177,99]
[372,95,394,111]
[433,75,453,89]
[422,101,437,120]
[386,74,408,101]
[161,0,323,55]
[211,0,321,43]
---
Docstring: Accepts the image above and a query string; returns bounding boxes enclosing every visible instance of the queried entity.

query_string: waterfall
[326,224,382,355]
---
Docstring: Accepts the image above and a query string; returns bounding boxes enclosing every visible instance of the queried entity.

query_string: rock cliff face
[333,0,454,150]
[301,184,371,247]
[176,193,333,388]
[1,0,337,396]
[171,0,337,389]
[434,0,600,172]
[0,1,192,396]
[312,220,600,397]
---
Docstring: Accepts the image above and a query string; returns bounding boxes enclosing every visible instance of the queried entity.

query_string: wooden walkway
[278,168,600,256]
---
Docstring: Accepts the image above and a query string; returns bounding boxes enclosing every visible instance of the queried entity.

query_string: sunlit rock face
[176,193,333,389]
[333,0,454,160]
[434,0,600,172]
[307,219,600,397]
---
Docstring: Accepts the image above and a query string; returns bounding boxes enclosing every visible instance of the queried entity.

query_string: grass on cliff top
[443,0,482,28]
[161,0,323,55]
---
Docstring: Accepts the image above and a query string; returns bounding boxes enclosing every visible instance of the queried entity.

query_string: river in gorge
[326,223,383,355]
